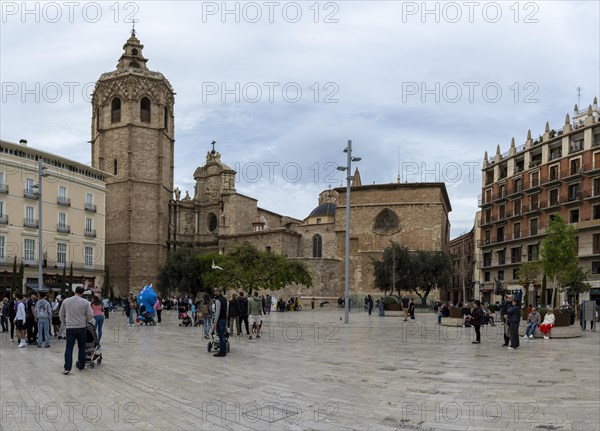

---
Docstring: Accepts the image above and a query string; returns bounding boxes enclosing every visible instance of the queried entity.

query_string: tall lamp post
[337,140,361,324]
[32,159,48,293]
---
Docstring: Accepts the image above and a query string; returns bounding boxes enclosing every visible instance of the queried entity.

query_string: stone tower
[90,30,175,295]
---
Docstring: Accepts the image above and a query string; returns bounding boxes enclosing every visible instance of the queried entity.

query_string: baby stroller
[207,327,230,353]
[84,322,102,369]
[178,306,192,327]
[137,311,156,326]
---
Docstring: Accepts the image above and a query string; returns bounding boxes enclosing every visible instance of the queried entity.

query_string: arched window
[373,209,400,235]
[113,159,118,176]
[140,97,151,123]
[111,98,121,123]
[131,48,138,55]
[312,234,322,258]
[129,61,140,68]
[164,106,168,129]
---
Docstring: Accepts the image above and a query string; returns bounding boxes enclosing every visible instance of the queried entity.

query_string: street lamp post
[337,140,361,324]
[32,159,47,293]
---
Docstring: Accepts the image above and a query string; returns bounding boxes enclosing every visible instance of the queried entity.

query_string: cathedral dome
[308,202,336,218]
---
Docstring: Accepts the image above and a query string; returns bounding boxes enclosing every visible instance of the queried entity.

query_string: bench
[518,321,581,338]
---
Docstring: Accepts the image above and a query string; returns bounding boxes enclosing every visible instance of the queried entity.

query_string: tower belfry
[90,31,175,294]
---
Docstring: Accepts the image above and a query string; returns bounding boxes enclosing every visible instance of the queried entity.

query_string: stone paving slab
[1,310,599,431]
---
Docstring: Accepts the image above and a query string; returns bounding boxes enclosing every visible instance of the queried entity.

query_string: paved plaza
[1,309,599,431]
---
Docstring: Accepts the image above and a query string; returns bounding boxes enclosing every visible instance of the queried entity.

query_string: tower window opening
[141,97,151,123]
[131,48,138,55]
[111,98,121,123]
[164,106,168,129]
[114,159,118,176]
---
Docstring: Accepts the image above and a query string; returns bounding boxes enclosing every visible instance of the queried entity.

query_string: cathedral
[91,32,452,296]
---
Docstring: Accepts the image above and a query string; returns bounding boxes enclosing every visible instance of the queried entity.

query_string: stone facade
[91,32,174,295]
[170,150,452,298]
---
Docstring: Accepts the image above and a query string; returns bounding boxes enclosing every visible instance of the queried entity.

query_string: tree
[10,257,17,300]
[519,261,541,305]
[411,251,452,306]
[102,266,110,299]
[61,264,67,298]
[18,261,24,294]
[540,216,578,308]
[219,243,312,295]
[372,243,451,305]
[157,247,204,300]
[67,262,73,296]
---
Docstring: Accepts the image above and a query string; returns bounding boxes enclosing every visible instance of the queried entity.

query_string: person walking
[213,287,228,357]
[409,299,416,320]
[201,294,212,339]
[26,292,38,345]
[102,296,110,319]
[60,286,93,374]
[91,296,105,347]
[470,300,484,344]
[0,297,9,333]
[378,298,385,316]
[154,298,163,325]
[507,298,521,350]
[248,291,264,339]
[35,291,52,348]
[228,293,240,336]
[14,293,27,347]
[238,292,250,336]
[401,296,410,321]
[366,295,374,316]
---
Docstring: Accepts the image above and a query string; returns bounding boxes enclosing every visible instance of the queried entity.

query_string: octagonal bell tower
[90,30,175,295]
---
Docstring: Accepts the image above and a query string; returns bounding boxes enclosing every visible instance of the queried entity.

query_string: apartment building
[0,139,108,295]
[477,99,600,305]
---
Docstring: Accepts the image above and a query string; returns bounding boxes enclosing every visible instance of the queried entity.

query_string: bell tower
[91,29,175,295]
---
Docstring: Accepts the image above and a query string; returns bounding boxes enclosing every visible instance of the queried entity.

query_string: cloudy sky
[1,1,599,237]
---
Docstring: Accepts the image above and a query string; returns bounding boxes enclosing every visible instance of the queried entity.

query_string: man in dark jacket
[470,300,484,344]
[213,288,228,357]
[238,292,250,335]
[507,298,521,350]
[501,295,513,347]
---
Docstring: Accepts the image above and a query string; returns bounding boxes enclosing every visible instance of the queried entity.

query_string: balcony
[0,183,7,194]
[57,224,71,234]
[524,181,541,194]
[0,214,7,225]
[84,229,96,238]
[84,203,97,212]
[569,141,584,154]
[23,218,39,228]
[565,192,582,205]
[542,175,560,187]
[57,196,71,206]
[23,188,38,200]
[23,258,39,266]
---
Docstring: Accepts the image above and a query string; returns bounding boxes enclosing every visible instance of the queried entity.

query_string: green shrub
[383,296,398,305]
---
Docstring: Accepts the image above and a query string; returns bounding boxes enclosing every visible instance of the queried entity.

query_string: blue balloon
[137,284,158,317]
